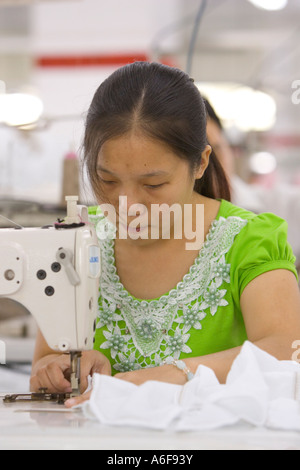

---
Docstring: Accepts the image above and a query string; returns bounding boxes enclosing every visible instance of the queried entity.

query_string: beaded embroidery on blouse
[89,212,248,373]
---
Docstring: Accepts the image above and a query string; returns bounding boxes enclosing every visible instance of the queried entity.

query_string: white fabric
[80,342,300,432]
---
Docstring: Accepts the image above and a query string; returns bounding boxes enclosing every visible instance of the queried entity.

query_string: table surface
[1,393,300,450]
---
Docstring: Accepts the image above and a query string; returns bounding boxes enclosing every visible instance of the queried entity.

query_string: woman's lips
[118,220,149,234]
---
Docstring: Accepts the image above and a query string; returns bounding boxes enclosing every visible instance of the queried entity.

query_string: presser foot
[3,388,70,405]
[70,351,82,398]
[3,351,83,404]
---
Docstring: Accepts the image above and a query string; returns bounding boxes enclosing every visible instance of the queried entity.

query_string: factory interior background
[1,0,300,203]
[0,0,300,386]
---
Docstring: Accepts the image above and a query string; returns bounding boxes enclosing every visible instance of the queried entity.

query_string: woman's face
[96,131,210,243]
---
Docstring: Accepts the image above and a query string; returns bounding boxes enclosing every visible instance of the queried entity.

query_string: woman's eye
[146,183,165,189]
[100,179,116,185]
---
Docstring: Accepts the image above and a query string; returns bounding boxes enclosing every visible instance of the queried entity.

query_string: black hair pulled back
[83,61,231,201]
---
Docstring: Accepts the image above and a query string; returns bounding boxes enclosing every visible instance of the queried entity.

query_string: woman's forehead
[97,134,187,176]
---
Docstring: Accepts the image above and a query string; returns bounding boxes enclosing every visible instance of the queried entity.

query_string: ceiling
[155,0,297,91]
[0,0,299,132]
[0,0,299,199]
[166,0,300,136]
[0,0,299,86]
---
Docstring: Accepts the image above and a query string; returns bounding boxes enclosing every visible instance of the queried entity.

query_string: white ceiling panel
[0,0,80,5]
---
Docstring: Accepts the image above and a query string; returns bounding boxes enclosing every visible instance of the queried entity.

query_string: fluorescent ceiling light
[249,152,277,174]
[0,93,44,127]
[197,82,277,132]
[247,0,288,11]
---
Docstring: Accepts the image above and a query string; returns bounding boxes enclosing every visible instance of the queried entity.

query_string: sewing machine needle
[70,351,82,397]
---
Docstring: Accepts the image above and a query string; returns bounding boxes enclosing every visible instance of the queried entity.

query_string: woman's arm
[127,269,300,384]
[240,269,300,358]
[187,268,300,384]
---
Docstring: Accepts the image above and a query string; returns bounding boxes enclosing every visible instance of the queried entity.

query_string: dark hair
[83,61,231,201]
[203,97,223,130]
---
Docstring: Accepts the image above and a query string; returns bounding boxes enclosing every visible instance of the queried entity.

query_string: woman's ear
[195,145,212,179]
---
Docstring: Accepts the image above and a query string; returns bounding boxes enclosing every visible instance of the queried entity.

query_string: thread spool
[61,150,80,207]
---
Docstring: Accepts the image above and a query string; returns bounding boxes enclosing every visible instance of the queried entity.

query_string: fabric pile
[79,342,300,432]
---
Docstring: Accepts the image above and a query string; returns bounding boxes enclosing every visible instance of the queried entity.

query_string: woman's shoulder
[218,199,298,296]
[217,198,297,267]
[218,198,297,275]
[218,198,258,221]
[217,198,288,232]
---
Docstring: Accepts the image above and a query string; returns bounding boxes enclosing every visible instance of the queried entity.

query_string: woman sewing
[29,62,300,407]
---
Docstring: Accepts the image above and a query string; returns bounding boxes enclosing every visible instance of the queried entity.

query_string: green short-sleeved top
[88,199,298,374]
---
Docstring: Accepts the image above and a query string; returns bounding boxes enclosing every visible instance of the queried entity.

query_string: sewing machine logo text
[89,246,101,278]
[0,340,6,365]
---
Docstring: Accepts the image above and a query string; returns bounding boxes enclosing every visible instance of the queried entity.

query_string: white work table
[1,395,300,451]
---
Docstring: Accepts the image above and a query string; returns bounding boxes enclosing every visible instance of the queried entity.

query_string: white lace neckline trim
[90,213,248,371]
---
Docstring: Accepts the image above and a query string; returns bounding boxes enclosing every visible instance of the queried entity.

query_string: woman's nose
[119,190,146,213]
[118,192,148,223]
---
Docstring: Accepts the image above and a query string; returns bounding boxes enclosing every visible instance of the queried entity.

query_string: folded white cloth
[80,342,300,432]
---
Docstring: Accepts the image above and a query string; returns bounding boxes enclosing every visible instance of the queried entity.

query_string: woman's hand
[64,363,190,408]
[65,389,92,408]
[30,350,111,394]
[114,364,189,386]
[79,350,111,392]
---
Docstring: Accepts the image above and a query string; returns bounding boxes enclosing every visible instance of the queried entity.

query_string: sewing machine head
[0,197,101,396]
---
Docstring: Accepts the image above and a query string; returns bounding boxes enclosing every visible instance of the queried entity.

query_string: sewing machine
[0,196,101,400]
